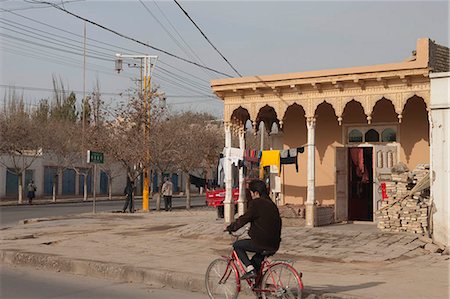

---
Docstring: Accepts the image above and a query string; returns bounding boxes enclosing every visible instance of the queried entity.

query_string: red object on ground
[206,188,239,207]
[381,182,388,200]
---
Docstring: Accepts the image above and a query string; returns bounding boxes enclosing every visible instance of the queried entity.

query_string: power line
[1,11,212,87]
[0,17,121,58]
[0,25,213,96]
[1,35,213,97]
[151,0,215,80]
[0,42,131,78]
[32,1,234,78]
[0,84,218,99]
[172,0,242,77]
[0,24,114,62]
[139,0,215,81]
[0,8,221,100]
[0,32,111,62]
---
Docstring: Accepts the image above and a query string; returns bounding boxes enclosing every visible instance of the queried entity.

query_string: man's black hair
[248,179,269,198]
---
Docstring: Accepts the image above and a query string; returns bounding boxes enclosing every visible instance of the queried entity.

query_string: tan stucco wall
[280,97,429,207]
[314,103,343,205]
[281,105,307,204]
[281,103,343,205]
[399,97,430,168]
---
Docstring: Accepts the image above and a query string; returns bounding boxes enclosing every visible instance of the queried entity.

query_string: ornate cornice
[223,80,430,124]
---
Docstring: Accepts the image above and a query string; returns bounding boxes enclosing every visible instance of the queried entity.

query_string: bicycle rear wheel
[205,258,239,299]
[260,263,303,299]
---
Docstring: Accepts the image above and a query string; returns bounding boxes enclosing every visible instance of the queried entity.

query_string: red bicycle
[205,230,303,299]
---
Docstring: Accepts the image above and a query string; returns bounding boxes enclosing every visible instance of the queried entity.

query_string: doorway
[348,147,373,221]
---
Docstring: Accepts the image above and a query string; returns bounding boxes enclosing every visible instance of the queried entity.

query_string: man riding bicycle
[225,179,282,280]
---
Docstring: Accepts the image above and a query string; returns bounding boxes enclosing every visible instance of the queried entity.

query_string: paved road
[0,196,206,226]
[1,264,208,299]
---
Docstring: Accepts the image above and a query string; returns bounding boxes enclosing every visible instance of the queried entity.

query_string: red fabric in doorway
[350,148,369,183]
[350,148,364,177]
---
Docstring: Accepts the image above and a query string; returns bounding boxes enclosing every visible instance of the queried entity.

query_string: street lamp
[115,53,158,212]
[115,57,123,73]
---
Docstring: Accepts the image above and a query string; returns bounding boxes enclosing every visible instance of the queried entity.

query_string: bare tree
[172,112,223,209]
[0,90,45,203]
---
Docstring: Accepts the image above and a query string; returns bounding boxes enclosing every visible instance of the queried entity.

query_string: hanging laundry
[244,149,259,163]
[217,156,225,187]
[259,150,281,178]
[189,174,206,188]
[280,149,299,172]
[225,147,244,166]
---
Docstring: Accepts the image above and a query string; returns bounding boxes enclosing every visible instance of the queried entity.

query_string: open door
[373,145,397,211]
[335,147,348,222]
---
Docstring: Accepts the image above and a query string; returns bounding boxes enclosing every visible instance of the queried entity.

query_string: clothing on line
[225,147,244,166]
[189,174,206,188]
[259,150,281,178]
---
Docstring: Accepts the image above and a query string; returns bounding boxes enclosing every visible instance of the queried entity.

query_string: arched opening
[381,128,396,142]
[230,106,250,127]
[255,105,278,132]
[349,129,363,143]
[315,101,341,205]
[365,129,380,142]
[342,100,366,124]
[372,98,398,123]
[400,95,429,167]
[282,103,307,205]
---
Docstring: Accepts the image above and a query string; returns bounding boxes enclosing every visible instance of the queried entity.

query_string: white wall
[430,72,450,247]
[0,154,44,198]
[0,153,128,200]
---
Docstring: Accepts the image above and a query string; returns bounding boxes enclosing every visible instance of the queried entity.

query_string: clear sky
[0,0,448,117]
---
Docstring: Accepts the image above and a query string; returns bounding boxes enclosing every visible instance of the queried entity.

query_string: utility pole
[115,54,158,212]
[82,21,88,202]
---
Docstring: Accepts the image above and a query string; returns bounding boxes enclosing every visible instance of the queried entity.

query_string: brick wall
[430,41,450,73]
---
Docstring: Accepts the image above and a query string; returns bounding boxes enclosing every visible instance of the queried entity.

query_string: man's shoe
[240,270,256,280]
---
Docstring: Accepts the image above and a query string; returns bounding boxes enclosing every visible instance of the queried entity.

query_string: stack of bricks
[377,165,430,234]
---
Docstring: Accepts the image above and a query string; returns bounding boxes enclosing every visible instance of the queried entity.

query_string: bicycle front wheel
[205,258,239,299]
[261,263,303,299]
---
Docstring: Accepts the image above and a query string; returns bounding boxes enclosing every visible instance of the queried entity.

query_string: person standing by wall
[161,176,173,211]
[27,180,36,205]
[122,177,135,213]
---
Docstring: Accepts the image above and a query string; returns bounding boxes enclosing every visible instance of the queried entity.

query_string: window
[381,128,396,142]
[365,129,380,142]
[347,126,397,144]
[349,129,363,142]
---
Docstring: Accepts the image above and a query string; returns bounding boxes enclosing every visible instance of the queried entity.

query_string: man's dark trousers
[164,195,172,211]
[123,195,134,213]
[233,239,265,272]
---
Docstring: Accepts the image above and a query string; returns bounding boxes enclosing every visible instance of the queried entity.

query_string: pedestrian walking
[27,180,36,205]
[161,176,173,211]
[123,177,135,213]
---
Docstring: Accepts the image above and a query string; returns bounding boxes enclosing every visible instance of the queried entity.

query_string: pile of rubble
[376,164,430,234]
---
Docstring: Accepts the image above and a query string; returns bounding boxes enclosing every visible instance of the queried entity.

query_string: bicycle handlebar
[224,227,249,239]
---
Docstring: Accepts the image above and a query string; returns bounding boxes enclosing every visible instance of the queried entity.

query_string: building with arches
[211,38,449,229]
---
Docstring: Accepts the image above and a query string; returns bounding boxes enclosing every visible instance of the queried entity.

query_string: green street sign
[87,150,104,164]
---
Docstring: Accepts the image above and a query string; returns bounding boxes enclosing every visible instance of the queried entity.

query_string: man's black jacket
[226,196,282,251]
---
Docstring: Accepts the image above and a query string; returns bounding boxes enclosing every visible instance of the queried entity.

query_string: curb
[0,194,206,206]
[0,249,205,292]
[0,198,125,207]
[0,249,366,299]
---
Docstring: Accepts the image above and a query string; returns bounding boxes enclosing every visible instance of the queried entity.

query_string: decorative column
[224,123,234,223]
[306,117,316,227]
[238,129,246,216]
